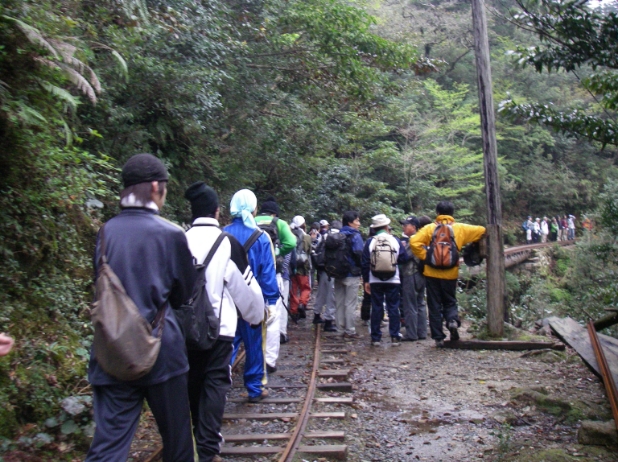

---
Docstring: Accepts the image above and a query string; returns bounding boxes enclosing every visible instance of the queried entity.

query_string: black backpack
[258,217,284,272]
[313,233,328,269]
[324,232,352,279]
[176,232,228,351]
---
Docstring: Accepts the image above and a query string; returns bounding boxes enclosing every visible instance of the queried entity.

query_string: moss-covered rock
[578,420,618,446]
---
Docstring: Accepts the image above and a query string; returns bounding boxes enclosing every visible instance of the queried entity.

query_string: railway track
[220,316,353,461]
[139,303,354,462]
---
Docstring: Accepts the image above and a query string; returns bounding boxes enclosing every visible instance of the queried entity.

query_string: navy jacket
[88,208,197,386]
[339,226,364,278]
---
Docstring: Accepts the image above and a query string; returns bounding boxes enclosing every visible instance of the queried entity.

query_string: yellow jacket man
[409,201,485,347]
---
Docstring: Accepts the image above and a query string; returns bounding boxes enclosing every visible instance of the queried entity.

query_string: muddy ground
[216,298,618,462]
[332,315,617,462]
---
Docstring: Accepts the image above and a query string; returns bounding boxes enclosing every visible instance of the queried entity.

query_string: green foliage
[501,0,618,147]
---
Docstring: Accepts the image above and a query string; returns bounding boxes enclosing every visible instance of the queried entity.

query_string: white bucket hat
[370,214,391,228]
[291,215,305,229]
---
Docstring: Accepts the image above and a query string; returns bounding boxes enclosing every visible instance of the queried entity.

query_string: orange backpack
[425,222,459,269]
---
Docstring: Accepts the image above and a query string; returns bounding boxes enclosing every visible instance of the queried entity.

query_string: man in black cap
[399,216,427,341]
[87,154,197,461]
[185,182,264,462]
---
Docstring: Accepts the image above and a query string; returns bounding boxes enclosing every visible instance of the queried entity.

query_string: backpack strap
[202,232,229,267]
[243,229,263,253]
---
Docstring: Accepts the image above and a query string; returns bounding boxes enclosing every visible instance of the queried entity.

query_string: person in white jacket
[540,217,549,243]
[184,182,264,462]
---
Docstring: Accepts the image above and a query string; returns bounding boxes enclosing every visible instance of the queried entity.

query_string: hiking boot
[313,313,324,324]
[280,333,289,344]
[371,340,381,346]
[447,320,460,341]
[343,332,360,340]
[323,320,337,332]
[248,389,269,403]
[298,304,307,319]
[435,339,445,348]
[290,312,300,324]
[266,364,277,374]
[391,336,401,346]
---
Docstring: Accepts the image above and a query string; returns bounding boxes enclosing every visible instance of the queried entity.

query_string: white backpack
[370,235,397,280]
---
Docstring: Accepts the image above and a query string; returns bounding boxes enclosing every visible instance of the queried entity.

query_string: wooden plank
[549,317,618,385]
[310,412,346,419]
[588,322,618,433]
[317,382,353,392]
[223,413,298,421]
[223,433,290,442]
[233,384,307,388]
[322,349,348,354]
[320,359,345,364]
[443,340,564,351]
[318,370,349,378]
[275,370,305,377]
[222,431,345,443]
[221,447,283,455]
[227,397,302,404]
[314,397,354,404]
[297,445,348,460]
[594,313,618,331]
[305,430,346,439]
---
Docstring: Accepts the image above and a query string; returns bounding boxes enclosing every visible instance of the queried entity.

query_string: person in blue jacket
[86,154,197,462]
[225,189,278,402]
[334,211,365,339]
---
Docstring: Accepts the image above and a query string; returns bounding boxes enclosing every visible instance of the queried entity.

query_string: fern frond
[61,118,73,146]
[16,101,47,125]
[38,79,80,110]
[56,62,98,103]
[47,39,102,94]
[2,16,60,59]
[48,39,77,62]
[89,42,129,83]
[111,50,129,82]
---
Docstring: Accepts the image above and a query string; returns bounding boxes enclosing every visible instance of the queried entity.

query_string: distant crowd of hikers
[521,214,591,244]
[36,154,487,461]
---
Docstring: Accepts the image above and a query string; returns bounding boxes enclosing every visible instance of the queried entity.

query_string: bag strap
[98,224,108,266]
[243,229,263,253]
[202,231,229,268]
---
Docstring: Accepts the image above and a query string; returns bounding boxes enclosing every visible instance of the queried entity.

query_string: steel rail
[278,323,322,462]
[587,321,618,432]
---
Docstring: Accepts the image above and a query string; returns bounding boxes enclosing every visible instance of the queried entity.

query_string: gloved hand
[266,305,277,326]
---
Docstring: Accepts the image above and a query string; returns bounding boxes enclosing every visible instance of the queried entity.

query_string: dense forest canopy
[0,0,617,454]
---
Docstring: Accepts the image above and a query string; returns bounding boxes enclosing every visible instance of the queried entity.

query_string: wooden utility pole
[471,0,505,336]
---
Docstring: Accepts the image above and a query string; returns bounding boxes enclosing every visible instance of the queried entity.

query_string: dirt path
[334,315,616,461]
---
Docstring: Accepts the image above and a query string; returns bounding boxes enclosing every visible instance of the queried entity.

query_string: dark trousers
[87,373,193,462]
[188,340,234,462]
[361,289,371,321]
[370,283,401,342]
[401,272,427,340]
[425,277,459,341]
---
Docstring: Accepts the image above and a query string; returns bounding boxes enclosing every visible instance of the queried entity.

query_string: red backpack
[425,222,459,269]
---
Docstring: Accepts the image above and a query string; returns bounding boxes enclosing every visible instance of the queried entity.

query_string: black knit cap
[121,153,169,187]
[259,196,280,216]
[185,181,219,220]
